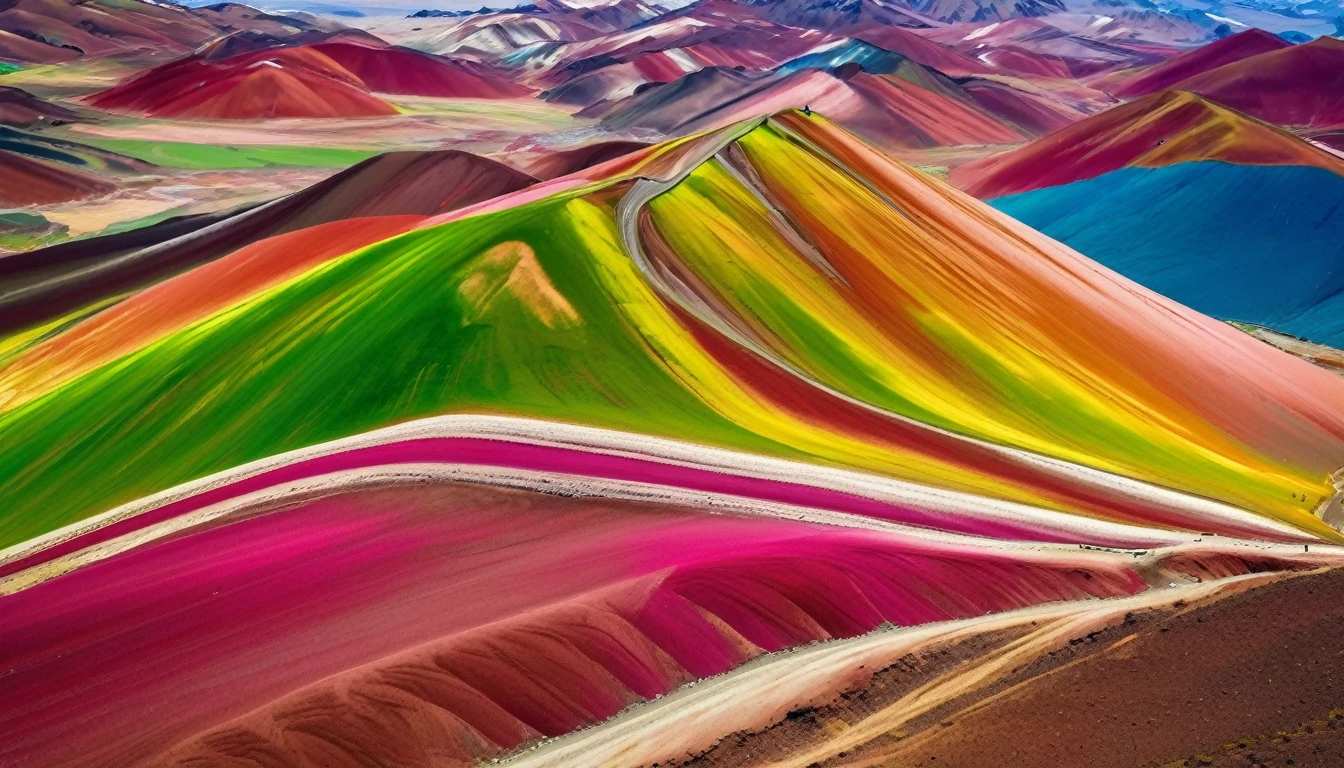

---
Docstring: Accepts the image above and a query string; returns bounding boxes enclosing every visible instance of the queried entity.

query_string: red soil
[1115,28,1291,99]
[1173,36,1344,129]
[960,78,1088,136]
[278,149,538,226]
[975,46,1075,78]
[528,139,652,180]
[843,70,1026,148]
[0,150,113,206]
[86,45,396,119]
[630,50,697,83]
[953,90,1344,198]
[309,41,535,98]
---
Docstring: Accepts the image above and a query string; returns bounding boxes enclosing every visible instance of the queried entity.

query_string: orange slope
[0,215,425,405]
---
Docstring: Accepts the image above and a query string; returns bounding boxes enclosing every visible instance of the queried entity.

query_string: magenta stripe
[1,436,1125,579]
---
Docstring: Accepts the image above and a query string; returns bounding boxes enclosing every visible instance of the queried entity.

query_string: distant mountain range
[402,0,1344,33]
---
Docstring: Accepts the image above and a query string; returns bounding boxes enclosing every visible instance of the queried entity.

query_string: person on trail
[802,104,812,116]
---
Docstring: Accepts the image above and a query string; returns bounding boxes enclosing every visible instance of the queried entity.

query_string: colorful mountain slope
[856,24,994,76]
[0,149,536,334]
[86,45,397,119]
[5,112,1344,768]
[1171,36,1344,129]
[1114,28,1291,99]
[3,112,1343,554]
[775,38,915,76]
[2,451,1160,767]
[954,89,1344,198]
[595,66,1027,148]
[992,162,1344,347]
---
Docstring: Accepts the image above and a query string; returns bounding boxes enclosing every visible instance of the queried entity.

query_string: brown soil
[657,568,1344,768]
[652,627,1032,768]
[1162,708,1344,767]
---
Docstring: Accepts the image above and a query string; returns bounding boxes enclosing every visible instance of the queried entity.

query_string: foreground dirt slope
[661,567,1344,768]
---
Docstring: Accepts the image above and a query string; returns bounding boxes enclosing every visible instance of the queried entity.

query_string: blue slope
[992,161,1344,346]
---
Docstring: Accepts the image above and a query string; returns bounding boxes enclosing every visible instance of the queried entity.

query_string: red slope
[960,78,1089,136]
[310,41,535,98]
[0,151,114,206]
[86,46,396,119]
[1115,28,1290,98]
[527,139,652,180]
[854,25,993,77]
[1172,36,1344,129]
[952,89,1344,198]
[841,70,1026,148]
[973,46,1075,78]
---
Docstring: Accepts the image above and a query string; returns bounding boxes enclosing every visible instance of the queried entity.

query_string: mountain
[591,64,1029,147]
[525,137,651,178]
[957,75,1091,133]
[729,0,1068,27]
[0,84,78,127]
[0,149,536,335]
[0,149,113,206]
[306,41,536,97]
[920,16,1178,77]
[728,0,939,28]
[993,162,1344,346]
[954,89,1344,197]
[6,113,1344,768]
[0,0,366,65]
[856,22,995,74]
[0,124,148,207]
[86,44,397,119]
[1113,27,1291,98]
[188,2,323,37]
[1170,35,1344,129]
[0,0,219,61]
[85,38,533,119]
